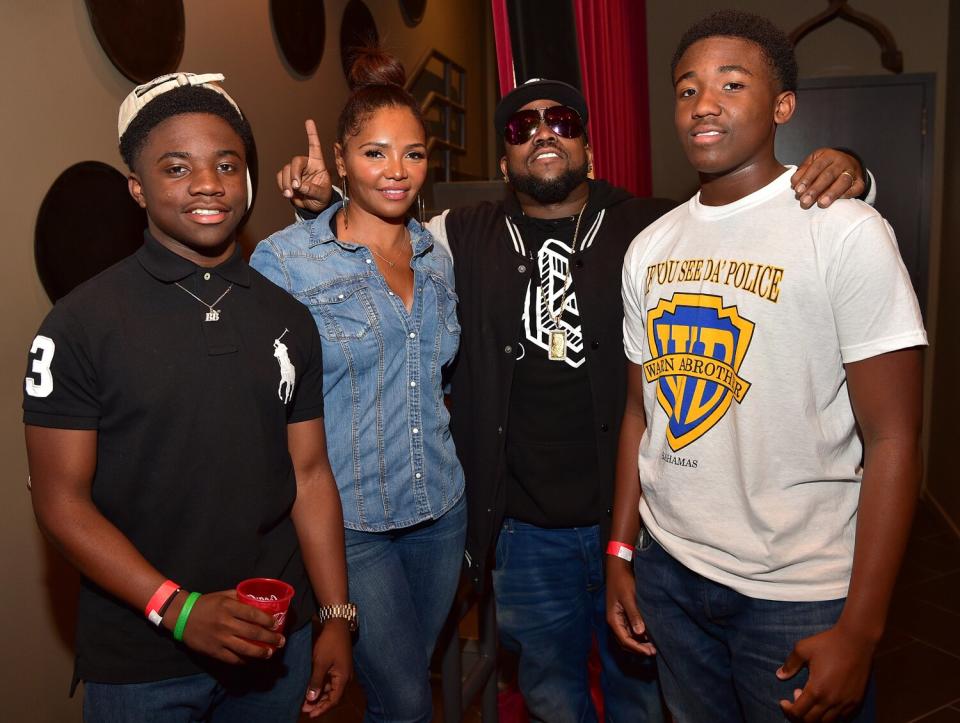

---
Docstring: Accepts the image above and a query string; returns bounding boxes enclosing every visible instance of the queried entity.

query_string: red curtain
[491,0,516,95]
[573,0,652,197]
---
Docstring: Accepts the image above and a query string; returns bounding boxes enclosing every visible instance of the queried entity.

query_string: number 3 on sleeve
[25,335,55,398]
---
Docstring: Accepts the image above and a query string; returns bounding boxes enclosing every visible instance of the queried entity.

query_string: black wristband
[294,188,343,222]
[296,207,320,221]
[860,168,872,201]
[157,587,182,619]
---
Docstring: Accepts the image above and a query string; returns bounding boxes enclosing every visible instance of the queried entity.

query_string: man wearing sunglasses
[278,77,870,722]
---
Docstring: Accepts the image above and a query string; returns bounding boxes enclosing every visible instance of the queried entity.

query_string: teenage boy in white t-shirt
[606,10,926,723]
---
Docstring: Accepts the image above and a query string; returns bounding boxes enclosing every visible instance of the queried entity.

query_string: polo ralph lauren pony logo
[273,329,296,404]
[644,293,755,451]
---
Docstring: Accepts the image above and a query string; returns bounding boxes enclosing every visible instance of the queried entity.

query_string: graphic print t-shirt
[621,168,926,601]
[505,214,601,528]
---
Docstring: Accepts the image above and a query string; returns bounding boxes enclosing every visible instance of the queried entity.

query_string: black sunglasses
[503,105,585,146]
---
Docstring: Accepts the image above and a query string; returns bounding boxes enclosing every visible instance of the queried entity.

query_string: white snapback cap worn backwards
[118,72,253,210]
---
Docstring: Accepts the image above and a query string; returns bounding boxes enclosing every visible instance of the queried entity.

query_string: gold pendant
[548,330,567,361]
[205,309,220,322]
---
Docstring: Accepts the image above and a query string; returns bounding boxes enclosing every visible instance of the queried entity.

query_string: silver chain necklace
[538,202,587,361]
[174,281,233,322]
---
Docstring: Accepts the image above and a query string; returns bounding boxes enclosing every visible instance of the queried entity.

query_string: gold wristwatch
[316,602,358,631]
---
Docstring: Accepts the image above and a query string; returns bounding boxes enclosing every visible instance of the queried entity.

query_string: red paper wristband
[606,540,635,562]
[145,580,181,626]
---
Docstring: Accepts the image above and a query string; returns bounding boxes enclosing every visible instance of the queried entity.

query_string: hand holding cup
[237,578,295,648]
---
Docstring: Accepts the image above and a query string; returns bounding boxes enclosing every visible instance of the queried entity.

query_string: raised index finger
[305,119,323,160]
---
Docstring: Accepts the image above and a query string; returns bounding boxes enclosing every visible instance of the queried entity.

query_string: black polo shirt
[23,232,325,684]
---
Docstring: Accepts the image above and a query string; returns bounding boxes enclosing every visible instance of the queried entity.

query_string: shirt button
[600,423,609,432]
[518,264,527,273]
[497,426,503,434]
[504,345,512,354]
[410,381,416,387]
[412,427,419,434]
[203,272,211,281]
[409,332,417,338]
[338,294,345,299]
[388,291,395,296]
[415,473,422,479]
[575,259,584,269]
[591,339,600,350]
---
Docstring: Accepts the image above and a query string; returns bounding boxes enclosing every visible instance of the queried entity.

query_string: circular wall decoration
[35,162,146,302]
[340,0,380,79]
[83,0,185,83]
[271,0,326,77]
[399,0,427,27]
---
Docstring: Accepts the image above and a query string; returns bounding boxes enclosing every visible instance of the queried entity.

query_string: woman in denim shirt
[251,49,465,722]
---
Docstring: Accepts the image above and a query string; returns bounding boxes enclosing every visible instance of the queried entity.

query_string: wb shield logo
[644,293,755,451]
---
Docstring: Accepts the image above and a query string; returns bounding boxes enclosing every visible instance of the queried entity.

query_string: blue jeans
[345,495,466,723]
[493,519,664,723]
[633,529,876,722]
[82,622,312,722]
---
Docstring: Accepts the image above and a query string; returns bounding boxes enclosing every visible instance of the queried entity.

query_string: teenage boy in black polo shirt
[23,74,352,721]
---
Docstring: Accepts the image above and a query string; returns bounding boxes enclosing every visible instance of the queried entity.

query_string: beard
[507,158,589,205]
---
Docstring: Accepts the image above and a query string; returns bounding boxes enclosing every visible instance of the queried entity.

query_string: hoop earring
[341,176,349,228]
[417,194,425,228]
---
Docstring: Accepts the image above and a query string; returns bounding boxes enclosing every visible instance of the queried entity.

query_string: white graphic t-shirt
[621,167,926,601]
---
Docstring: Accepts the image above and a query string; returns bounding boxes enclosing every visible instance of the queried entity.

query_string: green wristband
[173,591,201,642]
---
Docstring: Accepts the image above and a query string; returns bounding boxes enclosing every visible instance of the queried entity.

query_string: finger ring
[840,169,855,180]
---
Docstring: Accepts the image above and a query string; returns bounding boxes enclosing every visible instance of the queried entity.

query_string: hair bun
[346,45,406,91]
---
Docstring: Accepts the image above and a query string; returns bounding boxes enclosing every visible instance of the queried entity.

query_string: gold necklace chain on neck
[338,206,412,269]
[368,228,412,269]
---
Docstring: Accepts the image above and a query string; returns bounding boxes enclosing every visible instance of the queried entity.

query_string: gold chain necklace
[368,229,412,269]
[370,247,398,268]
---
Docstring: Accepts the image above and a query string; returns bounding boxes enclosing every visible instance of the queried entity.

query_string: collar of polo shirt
[138,230,251,286]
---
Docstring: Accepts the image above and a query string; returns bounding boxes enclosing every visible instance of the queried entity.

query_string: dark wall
[927,5,960,531]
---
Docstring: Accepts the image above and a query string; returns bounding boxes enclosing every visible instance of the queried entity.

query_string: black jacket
[442,180,675,587]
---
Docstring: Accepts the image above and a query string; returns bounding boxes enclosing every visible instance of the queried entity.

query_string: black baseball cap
[494,78,589,135]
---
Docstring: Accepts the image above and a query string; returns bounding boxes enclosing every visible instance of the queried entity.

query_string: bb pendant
[205,309,221,322]
[548,330,567,361]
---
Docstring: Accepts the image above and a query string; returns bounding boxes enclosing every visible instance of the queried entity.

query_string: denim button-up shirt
[251,204,464,531]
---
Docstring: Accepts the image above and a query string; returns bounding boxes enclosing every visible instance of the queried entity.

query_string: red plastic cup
[236,578,295,640]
